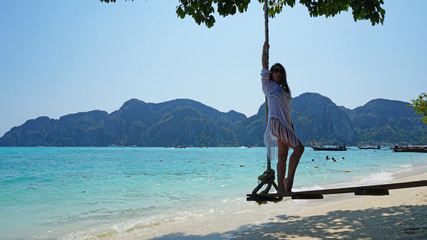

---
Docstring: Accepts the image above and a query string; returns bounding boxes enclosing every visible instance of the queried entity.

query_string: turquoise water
[0,147,426,239]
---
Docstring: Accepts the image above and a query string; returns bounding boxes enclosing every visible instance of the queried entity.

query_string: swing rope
[264,0,271,172]
[251,1,280,201]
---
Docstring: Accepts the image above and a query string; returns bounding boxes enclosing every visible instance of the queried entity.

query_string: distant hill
[292,93,357,144]
[347,99,426,144]
[0,93,425,146]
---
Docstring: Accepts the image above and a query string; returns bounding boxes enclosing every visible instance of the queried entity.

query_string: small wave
[306,171,395,190]
[221,197,243,204]
[57,212,172,240]
[350,171,394,186]
[292,185,325,192]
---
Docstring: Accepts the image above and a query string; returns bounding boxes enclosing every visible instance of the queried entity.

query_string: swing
[246,0,283,204]
[248,1,427,203]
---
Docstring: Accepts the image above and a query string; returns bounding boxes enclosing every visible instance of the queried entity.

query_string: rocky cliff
[1,93,425,146]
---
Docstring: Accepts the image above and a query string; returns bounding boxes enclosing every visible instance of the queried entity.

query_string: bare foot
[284,178,293,193]
[277,184,286,194]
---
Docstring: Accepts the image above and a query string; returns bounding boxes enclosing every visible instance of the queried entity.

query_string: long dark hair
[270,63,291,95]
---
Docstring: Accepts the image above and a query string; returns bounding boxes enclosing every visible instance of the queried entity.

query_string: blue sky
[1,1,426,136]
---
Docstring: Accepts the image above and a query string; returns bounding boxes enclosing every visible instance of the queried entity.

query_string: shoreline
[98,163,427,240]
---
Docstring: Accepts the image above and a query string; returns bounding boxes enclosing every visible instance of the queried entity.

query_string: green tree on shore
[409,93,427,125]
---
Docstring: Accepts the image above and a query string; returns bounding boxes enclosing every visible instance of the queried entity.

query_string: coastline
[103,165,427,240]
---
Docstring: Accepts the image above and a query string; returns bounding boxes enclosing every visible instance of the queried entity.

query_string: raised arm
[261,42,270,95]
[262,42,269,69]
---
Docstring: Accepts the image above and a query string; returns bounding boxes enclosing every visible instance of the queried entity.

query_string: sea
[1,147,426,240]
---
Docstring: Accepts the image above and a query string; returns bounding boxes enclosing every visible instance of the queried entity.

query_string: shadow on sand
[148,204,427,239]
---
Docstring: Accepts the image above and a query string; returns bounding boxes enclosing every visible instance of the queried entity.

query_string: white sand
[103,169,427,240]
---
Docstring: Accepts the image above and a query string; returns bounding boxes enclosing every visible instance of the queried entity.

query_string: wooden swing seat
[247,180,427,202]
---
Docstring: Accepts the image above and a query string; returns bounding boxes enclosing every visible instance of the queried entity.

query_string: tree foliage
[408,93,427,125]
[99,1,385,28]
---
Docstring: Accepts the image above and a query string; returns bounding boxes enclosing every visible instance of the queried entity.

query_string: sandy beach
[109,168,427,240]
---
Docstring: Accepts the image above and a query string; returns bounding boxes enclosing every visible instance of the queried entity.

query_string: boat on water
[358,145,381,150]
[310,143,347,151]
[392,145,427,153]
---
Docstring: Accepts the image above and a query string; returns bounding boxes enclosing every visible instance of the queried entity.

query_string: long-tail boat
[392,145,427,153]
[358,145,381,149]
[310,143,347,151]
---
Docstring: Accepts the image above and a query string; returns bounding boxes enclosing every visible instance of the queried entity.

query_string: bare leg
[276,141,289,194]
[285,140,304,191]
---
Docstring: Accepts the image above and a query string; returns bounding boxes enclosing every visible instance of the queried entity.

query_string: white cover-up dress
[261,68,300,160]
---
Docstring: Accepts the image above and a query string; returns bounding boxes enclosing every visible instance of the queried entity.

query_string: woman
[261,42,304,193]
